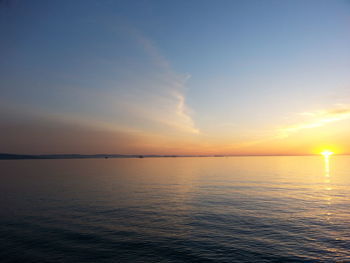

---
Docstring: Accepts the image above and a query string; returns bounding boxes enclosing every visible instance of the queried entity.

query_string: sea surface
[1,156,350,262]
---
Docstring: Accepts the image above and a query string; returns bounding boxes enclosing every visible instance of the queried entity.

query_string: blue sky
[1,0,350,154]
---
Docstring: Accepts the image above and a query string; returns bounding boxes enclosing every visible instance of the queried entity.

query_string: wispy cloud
[165,91,200,134]
[219,104,350,151]
[134,33,171,70]
[125,29,199,134]
[58,27,200,136]
[278,105,350,138]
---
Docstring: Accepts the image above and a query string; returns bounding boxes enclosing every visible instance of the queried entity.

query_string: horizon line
[0,152,348,160]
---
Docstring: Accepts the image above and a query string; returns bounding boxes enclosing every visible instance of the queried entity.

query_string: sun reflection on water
[323,153,333,222]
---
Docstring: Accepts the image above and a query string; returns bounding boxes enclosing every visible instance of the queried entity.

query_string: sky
[1,0,350,155]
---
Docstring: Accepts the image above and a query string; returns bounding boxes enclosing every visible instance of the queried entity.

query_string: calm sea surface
[1,156,350,262]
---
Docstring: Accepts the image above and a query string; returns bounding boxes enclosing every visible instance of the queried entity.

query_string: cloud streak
[218,104,350,152]
[119,29,199,135]
[278,105,350,138]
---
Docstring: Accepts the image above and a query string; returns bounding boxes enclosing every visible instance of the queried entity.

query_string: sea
[1,156,350,262]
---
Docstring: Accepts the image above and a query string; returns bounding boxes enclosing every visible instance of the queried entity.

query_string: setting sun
[321,150,334,157]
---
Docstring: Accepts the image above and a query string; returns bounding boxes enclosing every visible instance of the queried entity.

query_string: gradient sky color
[1,0,350,155]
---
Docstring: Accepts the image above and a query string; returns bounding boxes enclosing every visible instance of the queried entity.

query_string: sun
[321,150,333,157]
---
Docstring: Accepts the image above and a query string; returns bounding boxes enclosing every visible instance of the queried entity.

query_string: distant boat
[139,155,144,158]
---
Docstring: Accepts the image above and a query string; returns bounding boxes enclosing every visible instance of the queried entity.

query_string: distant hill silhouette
[0,153,138,160]
[0,153,203,160]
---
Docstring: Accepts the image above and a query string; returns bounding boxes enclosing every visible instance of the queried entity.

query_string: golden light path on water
[322,150,333,221]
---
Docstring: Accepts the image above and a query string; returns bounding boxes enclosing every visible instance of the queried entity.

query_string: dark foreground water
[1,156,350,262]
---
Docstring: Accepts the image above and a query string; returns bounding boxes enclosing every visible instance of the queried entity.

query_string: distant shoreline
[0,153,185,160]
[0,153,336,160]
